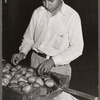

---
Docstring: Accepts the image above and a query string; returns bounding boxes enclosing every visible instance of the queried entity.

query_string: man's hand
[37,58,55,75]
[11,52,25,65]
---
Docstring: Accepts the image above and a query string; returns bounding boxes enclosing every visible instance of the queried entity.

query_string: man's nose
[45,1,49,8]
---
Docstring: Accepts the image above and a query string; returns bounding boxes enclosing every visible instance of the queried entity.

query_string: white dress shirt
[19,1,84,66]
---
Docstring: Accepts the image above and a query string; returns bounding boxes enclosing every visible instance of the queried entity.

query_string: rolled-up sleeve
[19,10,37,56]
[52,13,84,65]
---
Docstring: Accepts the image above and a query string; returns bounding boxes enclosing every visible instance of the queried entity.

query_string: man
[11,0,84,99]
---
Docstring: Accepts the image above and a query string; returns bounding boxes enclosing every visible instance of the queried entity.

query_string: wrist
[19,52,26,59]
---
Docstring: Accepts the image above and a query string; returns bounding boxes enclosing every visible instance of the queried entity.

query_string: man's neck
[51,1,63,17]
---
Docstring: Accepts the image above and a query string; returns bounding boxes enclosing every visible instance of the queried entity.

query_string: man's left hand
[37,58,55,75]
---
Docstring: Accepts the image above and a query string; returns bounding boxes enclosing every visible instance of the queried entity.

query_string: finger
[16,56,21,64]
[37,65,41,75]
[11,55,17,65]
[47,66,52,73]
[38,64,43,75]
[14,57,19,65]
[41,65,46,74]
[15,54,24,65]
[44,66,48,73]
[46,67,50,73]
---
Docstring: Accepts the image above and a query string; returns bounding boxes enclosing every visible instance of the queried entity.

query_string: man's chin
[46,8,53,12]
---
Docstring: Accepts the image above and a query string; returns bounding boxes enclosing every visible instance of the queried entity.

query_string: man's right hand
[11,52,25,65]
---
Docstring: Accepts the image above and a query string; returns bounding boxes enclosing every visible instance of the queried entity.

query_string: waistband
[33,50,47,58]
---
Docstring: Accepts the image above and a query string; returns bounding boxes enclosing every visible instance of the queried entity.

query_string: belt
[33,50,47,58]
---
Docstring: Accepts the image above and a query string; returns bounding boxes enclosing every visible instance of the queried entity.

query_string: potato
[21,70,27,75]
[3,73,12,80]
[18,81,28,87]
[18,76,27,82]
[44,79,55,87]
[16,65,22,70]
[15,73,22,78]
[28,76,37,83]
[11,67,17,72]
[2,81,7,86]
[3,71,10,75]
[20,67,27,72]
[44,77,51,81]
[35,77,44,86]
[33,83,40,88]
[27,68,34,73]
[22,84,32,94]
[10,71,16,76]
[5,63,12,70]
[25,72,34,78]
[2,67,9,73]
[2,59,6,68]
[2,77,10,85]
[10,77,18,84]
[8,83,19,88]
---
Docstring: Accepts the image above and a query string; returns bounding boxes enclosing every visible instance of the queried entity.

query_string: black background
[2,0,98,99]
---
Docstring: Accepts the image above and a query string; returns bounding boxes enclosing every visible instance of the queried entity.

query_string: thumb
[16,55,22,64]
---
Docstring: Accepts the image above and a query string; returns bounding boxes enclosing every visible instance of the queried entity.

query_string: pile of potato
[2,62,55,95]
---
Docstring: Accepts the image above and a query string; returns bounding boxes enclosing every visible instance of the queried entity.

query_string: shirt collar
[60,1,66,16]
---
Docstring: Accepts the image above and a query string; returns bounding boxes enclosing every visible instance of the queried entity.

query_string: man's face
[42,0,61,12]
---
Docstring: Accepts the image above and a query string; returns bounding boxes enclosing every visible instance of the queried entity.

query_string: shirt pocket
[52,33,64,50]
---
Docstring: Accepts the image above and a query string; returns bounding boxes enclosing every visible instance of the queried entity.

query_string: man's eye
[50,0,55,2]
[42,0,55,2]
[48,0,55,2]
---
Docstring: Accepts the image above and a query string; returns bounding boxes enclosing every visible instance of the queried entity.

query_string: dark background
[2,0,98,99]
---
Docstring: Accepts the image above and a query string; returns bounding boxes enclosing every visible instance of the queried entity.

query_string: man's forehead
[42,0,62,2]
[42,0,57,2]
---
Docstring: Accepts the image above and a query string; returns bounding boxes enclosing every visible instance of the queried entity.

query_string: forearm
[19,10,37,56]
[52,44,83,65]
[19,38,33,56]
[19,27,34,56]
